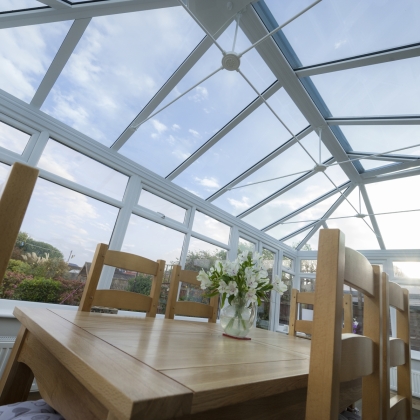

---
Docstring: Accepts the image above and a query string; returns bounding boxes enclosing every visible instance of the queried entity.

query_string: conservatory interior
[0,0,419,418]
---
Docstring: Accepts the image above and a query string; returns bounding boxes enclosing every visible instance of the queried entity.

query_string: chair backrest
[288,289,353,337]
[306,229,382,420]
[381,273,412,420]
[0,162,38,284]
[165,265,218,323]
[78,243,165,317]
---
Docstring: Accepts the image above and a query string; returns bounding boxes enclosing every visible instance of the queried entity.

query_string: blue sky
[1,0,420,260]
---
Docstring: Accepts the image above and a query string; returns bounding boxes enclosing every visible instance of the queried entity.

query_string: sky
[1,0,420,267]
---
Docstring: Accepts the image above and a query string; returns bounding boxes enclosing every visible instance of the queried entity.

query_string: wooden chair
[288,289,353,338]
[165,265,218,322]
[381,273,412,420]
[306,229,382,420]
[79,243,165,317]
[0,162,38,284]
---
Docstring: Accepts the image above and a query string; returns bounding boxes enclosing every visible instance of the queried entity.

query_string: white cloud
[172,149,190,160]
[194,176,220,189]
[151,119,168,134]
[188,128,200,138]
[334,39,348,49]
[172,123,181,131]
[227,197,250,211]
[189,86,209,102]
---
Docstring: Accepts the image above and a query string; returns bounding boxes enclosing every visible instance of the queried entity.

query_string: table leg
[0,325,34,405]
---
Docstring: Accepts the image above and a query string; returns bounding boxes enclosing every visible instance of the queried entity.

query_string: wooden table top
[14,306,311,420]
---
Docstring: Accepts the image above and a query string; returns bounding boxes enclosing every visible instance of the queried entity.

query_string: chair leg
[0,325,34,405]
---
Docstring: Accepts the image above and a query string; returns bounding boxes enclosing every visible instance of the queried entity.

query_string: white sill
[0,298,211,323]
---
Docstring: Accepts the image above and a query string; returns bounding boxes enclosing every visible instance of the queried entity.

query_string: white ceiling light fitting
[222,52,241,71]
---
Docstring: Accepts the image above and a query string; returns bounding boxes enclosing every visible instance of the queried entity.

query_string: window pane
[300,260,317,273]
[237,237,256,255]
[1,178,119,305]
[0,0,44,12]
[38,139,128,200]
[267,0,420,67]
[0,21,71,102]
[192,211,230,244]
[120,69,257,176]
[122,215,185,263]
[256,248,275,330]
[0,121,31,154]
[309,57,420,117]
[393,262,420,279]
[42,8,204,146]
[138,190,186,224]
[279,272,293,326]
[185,237,227,272]
[282,256,293,270]
[0,162,10,182]
[300,277,315,292]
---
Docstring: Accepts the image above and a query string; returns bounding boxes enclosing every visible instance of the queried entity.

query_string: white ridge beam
[295,184,356,250]
[0,0,178,29]
[279,221,317,243]
[240,8,361,184]
[207,126,313,202]
[359,184,385,250]
[327,116,420,125]
[295,43,420,78]
[364,167,420,184]
[36,0,70,9]
[166,81,282,180]
[348,151,420,163]
[31,18,91,109]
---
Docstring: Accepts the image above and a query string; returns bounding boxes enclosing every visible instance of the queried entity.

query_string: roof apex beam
[348,151,420,163]
[361,158,420,179]
[0,0,178,29]
[240,8,361,184]
[364,166,420,184]
[295,43,420,78]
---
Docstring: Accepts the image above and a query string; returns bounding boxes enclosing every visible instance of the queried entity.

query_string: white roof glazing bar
[327,117,420,125]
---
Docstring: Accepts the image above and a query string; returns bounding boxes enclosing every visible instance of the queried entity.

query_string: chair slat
[173,302,214,319]
[389,281,404,312]
[344,247,375,297]
[104,251,158,276]
[389,338,406,367]
[294,320,312,335]
[92,290,152,312]
[296,292,315,305]
[390,395,408,420]
[340,334,374,382]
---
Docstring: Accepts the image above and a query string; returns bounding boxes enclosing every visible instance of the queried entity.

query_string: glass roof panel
[0,0,46,13]
[266,191,342,240]
[340,125,420,157]
[283,227,312,249]
[0,21,71,102]
[0,120,31,154]
[0,162,9,181]
[304,227,321,250]
[38,139,129,200]
[211,131,334,215]
[192,211,231,244]
[265,0,420,67]
[41,8,204,146]
[242,165,348,230]
[366,175,420,248]
[119,69,257,177]
[172,93,301,198]
[309,57,420,117]
[360,160,400,171]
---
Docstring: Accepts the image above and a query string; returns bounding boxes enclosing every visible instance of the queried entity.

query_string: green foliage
[7,259,31,274]
[1,271,33,299]
[181,249,227,271]
[16,232,64,259]
[14,277,62,303]
[126,274,153,296]
[30,257,69,279]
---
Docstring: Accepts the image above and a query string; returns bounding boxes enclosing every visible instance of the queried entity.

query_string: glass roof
[2,0,420,252]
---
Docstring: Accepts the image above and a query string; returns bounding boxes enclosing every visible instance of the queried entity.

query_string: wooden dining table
[0,307,361,420]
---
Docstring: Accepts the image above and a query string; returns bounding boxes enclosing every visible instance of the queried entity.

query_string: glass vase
[220,296,256,338]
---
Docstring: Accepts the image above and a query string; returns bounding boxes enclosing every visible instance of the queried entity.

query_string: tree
[126,274,153,295]
[15,232,64,260]
[179,249,227,272]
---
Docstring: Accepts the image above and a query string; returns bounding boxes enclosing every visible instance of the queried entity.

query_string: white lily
[227,281,238,296]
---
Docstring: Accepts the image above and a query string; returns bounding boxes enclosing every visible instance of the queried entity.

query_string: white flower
[237,251,248,263]
[218,280,228,294]
[272,275,288,295]
[225,261,240,276]
[245,288,258,303]
[197,269,211,289]
[226,281,238,296]
[257,269,269,280]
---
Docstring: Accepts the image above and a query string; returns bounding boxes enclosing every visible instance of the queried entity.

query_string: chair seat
[0,399,64,419]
